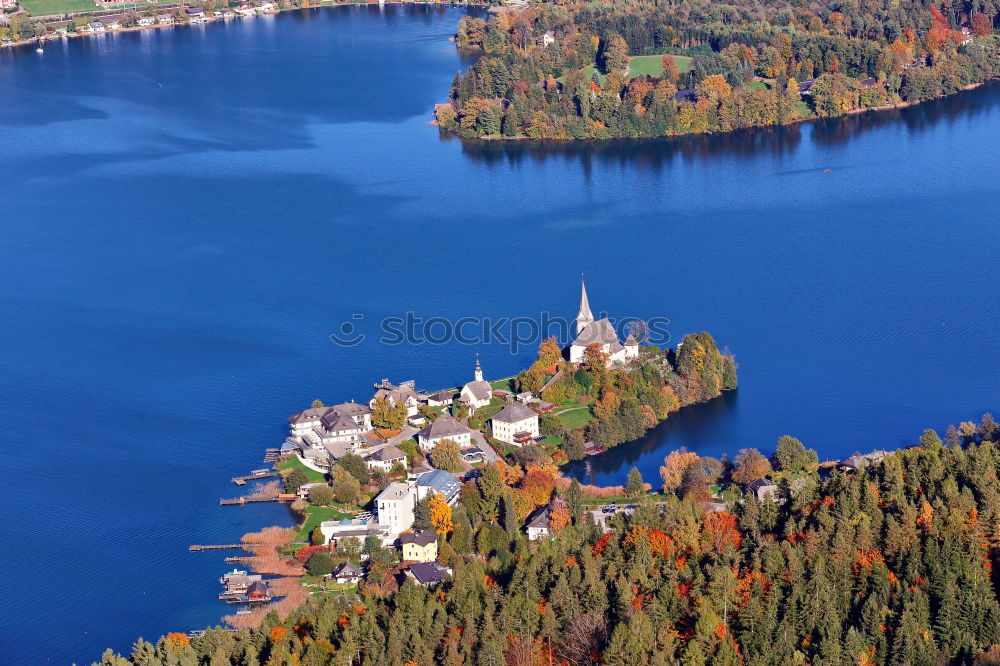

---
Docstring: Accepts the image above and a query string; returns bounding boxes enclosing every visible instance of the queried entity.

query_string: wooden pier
[189,544,247,552]
[224,556,253,563]
[232,469,278,485]
[220,495,281,506]
[263,448,281,463]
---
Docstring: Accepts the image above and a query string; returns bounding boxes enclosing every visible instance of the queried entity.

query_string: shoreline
[1,0,476,51]
[438,77,997,144]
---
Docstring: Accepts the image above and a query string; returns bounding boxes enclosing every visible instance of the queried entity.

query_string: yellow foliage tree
[429,493,453,535]
[660,448,701,493]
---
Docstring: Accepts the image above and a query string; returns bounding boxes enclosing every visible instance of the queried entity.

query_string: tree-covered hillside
[438,0,999,138]
[95,418,1000,665]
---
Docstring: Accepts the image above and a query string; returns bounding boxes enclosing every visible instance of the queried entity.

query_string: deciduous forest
[437,0,999,138]
[95,417,1000,665]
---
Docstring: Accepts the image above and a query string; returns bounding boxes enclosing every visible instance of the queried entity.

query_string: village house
[375,482,417,538]
[415,469,462,505]
[319,516,391,546]
[157,14,175,25]
[415,415,472,452]
[107,20,121,30]
[362,445,408,472]
[90,20,106,32]
[288,402,372,448]
[491,402,540,446]
[838,450,888,471]
[138,16,155,26]
[329,561,362,585]
[371,382,420,418]
[185,7,205,17]
[458,358,492,412]
[425,390,455,407]
[747,478,781,502]
[406,562,452,587]
[568,279,639,364]
[399,530,438,562]
[536,30,555,47]
[0,0,17,9]
[525,498,566,540]
[234,4,254,15]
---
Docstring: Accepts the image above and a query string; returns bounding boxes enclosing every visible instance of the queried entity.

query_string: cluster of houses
[276,278,648,586]
[745,450,889,502]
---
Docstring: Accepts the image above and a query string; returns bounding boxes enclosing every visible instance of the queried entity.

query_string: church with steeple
[568,277,639,365]
[458,355,493,412]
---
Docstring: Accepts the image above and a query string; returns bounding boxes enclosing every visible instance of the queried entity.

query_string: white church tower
[473,354,484,382]
[576,276,594,336]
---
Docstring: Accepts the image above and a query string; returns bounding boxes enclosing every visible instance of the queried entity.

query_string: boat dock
[219,494,283,506]
[232,469,278,485]
[263,448,280,463]
[189,544,247,552]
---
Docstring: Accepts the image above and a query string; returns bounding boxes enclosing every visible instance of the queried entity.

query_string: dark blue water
[1,7,998,663]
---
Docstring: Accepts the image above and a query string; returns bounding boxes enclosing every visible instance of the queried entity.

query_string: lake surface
[1,7,998,663]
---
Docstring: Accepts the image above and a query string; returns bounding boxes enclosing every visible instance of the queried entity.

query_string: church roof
[462,380,492,402]
[571,317,622,348]
[577,278,594,322]
[624,332,638,346]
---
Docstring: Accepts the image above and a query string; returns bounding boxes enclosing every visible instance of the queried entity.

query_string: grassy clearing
[793,100,812,117]
[563,55,692,84]
[490,376,516,392]
[278,456,326,484]
[557,407,594,431]
[748,80,773,91]
[295,505,350,542]
[22,0,100,14]
[628,54,693,77]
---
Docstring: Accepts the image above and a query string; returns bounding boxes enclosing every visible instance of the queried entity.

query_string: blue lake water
[0,6,998,663]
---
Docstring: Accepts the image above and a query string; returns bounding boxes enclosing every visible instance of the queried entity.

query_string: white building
[415,416,472,453]
[459,357,492,412]
[319,516,390,546]
[568,278,639,365]
[370,385,420,418]
[491,402,540,445]
[415,469,462,505]
[137,16,155,26]
[288,402,372,446]
[375,482,417,538]
[362,445,408,473]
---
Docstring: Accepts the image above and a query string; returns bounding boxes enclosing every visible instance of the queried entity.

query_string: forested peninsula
[95,417,1000,665]
[436,0,1000,139]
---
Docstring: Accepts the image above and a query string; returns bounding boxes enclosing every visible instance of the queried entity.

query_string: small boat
[823,169,832,173]
[36,43,44,53]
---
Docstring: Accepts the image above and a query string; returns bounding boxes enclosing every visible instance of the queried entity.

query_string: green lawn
[628,54,693,77]
[21,0,97,14]
[296,505,350,542]
[564,55,692,85]
[748,80,773,91]
[490,376,516,392]
[557,407,595,431]
[793,100,812,117]
[278,455,326,484]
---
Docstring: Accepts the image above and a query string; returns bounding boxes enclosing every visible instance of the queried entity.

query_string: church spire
[576,274,594,336]
[474,354,484,382]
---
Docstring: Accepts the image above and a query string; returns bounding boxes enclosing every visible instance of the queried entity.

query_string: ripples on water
[0,7,997,663]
